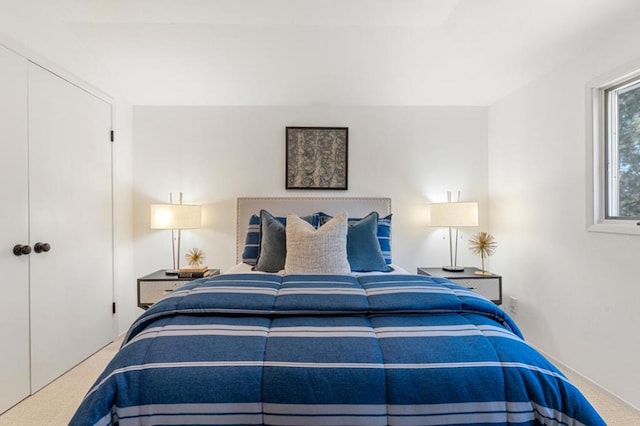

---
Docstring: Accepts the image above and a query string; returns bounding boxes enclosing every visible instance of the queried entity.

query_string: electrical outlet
[509,297,518,315]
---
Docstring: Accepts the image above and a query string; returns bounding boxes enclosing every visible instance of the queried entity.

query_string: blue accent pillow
[376,213,392,265]
[319,212,392,265]
[346,212,390,272]
[241,214,261,265]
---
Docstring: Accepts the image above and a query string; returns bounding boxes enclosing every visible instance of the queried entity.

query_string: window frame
[604,78,640,220]
[587,65,640,235]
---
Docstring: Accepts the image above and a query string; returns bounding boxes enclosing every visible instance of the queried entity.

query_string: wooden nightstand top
[138,269,221,281]
[417,267,500,279]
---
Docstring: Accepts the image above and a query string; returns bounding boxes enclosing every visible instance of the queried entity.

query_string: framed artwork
[286,126,348,190]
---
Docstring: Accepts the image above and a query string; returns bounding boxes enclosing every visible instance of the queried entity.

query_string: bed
[71,197,605,425]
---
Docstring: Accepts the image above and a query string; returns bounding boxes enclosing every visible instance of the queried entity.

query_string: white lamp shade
[150,204,202,230]
[428,201,479,227]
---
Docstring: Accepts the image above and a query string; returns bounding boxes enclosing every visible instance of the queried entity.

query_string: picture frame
[286,126,348,190]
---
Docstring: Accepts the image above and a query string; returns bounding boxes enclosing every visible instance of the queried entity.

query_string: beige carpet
[0,337,122,426]
[1,337,638,425]
[562,369,640,425]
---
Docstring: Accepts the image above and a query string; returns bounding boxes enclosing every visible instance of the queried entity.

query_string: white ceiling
[3,0,640,106]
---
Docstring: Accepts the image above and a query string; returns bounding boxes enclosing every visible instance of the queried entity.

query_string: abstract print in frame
[286,126,348,190]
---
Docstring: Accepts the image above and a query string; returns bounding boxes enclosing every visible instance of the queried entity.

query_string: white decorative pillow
[284,212,350,274]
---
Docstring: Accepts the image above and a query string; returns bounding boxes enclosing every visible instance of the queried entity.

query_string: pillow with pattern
[285,212,350,274]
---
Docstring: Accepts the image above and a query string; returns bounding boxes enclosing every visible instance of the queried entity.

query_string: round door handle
[13,244,32,256]
[34,242,51,253]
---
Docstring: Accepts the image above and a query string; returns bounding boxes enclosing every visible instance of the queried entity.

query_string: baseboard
[535,346,640,415]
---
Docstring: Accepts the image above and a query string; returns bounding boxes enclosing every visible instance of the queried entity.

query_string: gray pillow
[254,210,286,272]
[284,212,350,274]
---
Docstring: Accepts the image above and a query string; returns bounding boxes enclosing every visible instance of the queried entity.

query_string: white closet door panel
[0,46,30,413]
[28,63,113,391]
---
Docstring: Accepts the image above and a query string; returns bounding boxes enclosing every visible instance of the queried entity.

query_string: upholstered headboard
[236,197,391,264]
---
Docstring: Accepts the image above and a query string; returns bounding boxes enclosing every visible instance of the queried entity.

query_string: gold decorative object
[185,248,205,267]
[468,232,497,275]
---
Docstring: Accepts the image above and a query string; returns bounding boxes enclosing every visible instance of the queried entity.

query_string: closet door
[28,63,114,391]
[0,46,30,413]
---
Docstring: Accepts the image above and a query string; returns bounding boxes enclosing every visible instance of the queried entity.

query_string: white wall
[0,5,116,100]
[132,106,489,281]
[488,21,640,409]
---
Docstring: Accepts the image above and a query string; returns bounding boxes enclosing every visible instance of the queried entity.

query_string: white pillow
[284,211,350,274]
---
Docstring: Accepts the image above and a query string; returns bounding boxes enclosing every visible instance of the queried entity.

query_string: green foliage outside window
[617,87,640,217]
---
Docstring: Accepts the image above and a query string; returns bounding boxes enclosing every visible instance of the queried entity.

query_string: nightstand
[137,269,220,309]
[417,267,502,305]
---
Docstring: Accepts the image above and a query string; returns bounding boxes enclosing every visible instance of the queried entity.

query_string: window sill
[588,221,640,236]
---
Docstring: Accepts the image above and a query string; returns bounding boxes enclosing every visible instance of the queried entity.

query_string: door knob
[13,244,32,256]
[34,242,51,253]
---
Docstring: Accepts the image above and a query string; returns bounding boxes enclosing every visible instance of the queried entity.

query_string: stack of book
[178,265,211,278]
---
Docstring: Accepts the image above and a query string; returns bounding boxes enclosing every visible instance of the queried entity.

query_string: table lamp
[428,191,478,272]
[150,193,202,275]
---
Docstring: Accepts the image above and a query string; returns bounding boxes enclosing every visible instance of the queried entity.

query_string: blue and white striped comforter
[71,274,604,425]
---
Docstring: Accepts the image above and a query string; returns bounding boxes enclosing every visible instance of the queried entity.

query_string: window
[587,66,640,235]
[605,77,640,219]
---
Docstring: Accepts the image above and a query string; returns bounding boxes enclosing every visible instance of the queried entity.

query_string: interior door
[27,63,114,391]
[0,46,30,413]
